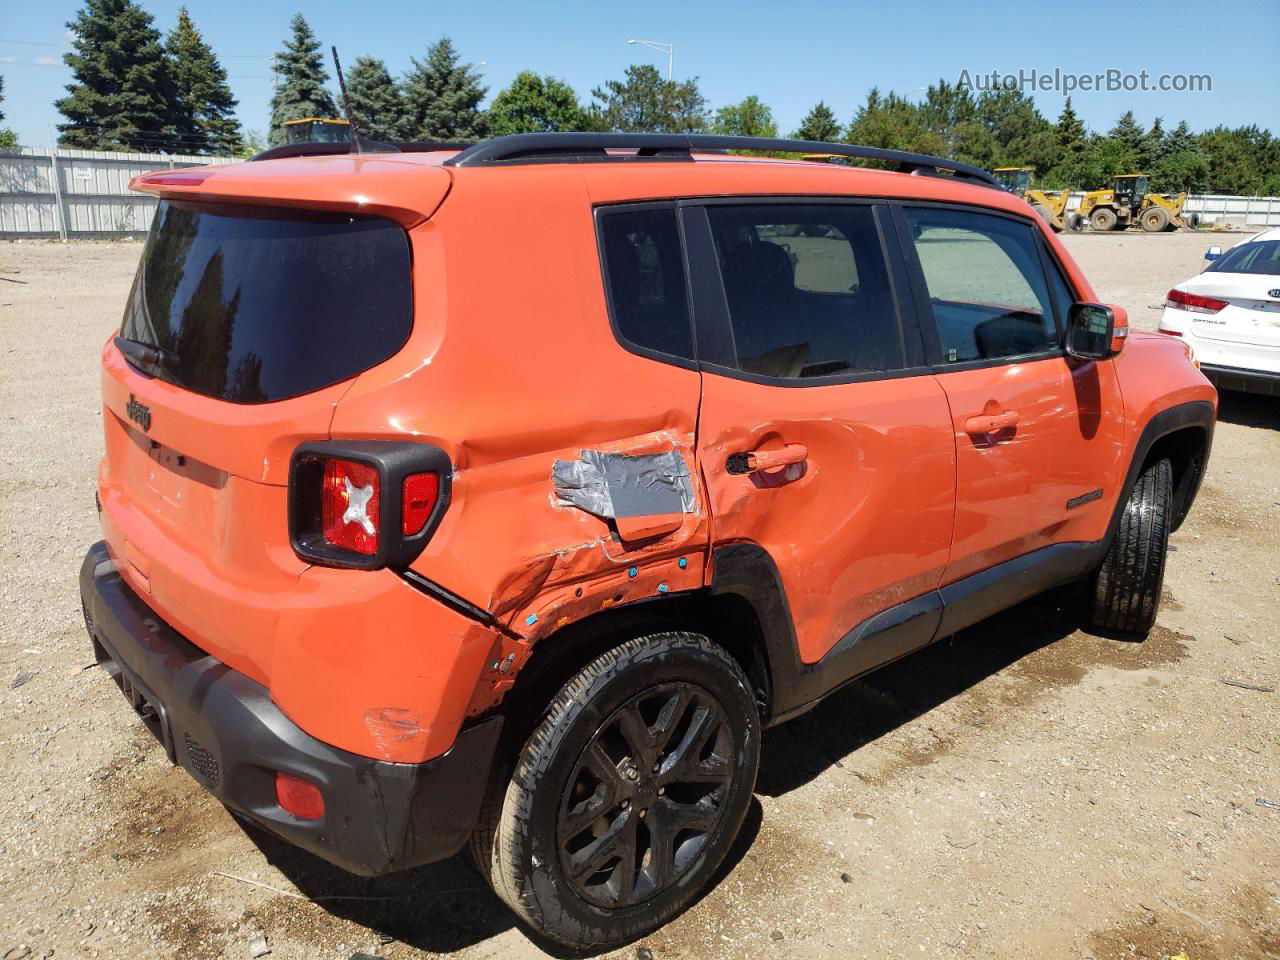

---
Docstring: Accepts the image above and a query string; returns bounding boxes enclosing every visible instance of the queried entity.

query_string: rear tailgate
[100,155,451,685]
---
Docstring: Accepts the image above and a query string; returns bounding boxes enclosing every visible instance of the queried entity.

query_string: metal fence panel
[0,147,239,239]
[4,147,1279,236]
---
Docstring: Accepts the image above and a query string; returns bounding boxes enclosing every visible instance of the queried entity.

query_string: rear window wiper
[114,336,178,378]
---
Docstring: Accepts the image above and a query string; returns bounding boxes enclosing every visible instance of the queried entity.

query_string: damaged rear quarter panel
[326,167,710,711]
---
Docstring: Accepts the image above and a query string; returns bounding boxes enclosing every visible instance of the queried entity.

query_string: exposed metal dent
[552,449,695,519]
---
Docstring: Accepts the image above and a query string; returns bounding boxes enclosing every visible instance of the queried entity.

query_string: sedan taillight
[1166,288,1228,314]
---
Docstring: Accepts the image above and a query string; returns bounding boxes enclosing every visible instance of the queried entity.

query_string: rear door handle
[963,411,1020,434]
[726,444,808,475]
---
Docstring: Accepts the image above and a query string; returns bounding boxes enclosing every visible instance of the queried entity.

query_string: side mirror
[1066,302,1127,360]
[1204,246,1222,262]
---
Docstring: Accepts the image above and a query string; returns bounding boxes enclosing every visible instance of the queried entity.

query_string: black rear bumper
[1200,363,1280,397]
[79,541,502,876]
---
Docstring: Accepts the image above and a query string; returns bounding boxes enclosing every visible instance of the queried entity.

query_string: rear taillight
[1166,288,1227,314]
[275,772,325,820]
[402,472,439,536]
[322,459,381,555]
[289,442,452,570]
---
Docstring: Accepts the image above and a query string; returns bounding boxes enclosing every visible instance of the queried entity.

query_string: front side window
[598,206,695,361]
[705,204,904,379]
[904,207,1059,363]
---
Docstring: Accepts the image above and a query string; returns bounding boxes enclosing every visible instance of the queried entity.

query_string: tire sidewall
[512,637,759,945]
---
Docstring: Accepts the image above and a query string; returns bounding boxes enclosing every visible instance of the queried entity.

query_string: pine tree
[1139,116,1168,170]
[345,57,406,142]
[1108,110,1145,160]
[401,37,488,141]
[268,14,337,146]
[56,0,181,152]
[167,8,240,155]
[1055,97,1086,155]
[793,101,842,142]
[488,71,586,135]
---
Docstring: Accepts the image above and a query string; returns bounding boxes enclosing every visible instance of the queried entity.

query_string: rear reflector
[402,472,440,535]
[1166,288,1227,314]
[1156,328,1183,337]
[275,772,324,820]
[322,458,381,555]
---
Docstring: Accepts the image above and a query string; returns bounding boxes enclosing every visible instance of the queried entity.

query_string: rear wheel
[1090,458,1173,635]
[1090,207,1118,232]
[472,632,760,949]
[1140,206,1170,233]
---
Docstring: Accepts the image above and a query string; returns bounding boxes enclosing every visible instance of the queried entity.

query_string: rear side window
[120,201,412,404]
[598,206,695,361]
[706,204,903,379]
[905,207,1058,363]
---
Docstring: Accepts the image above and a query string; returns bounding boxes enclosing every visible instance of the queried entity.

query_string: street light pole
[626,39,673,81]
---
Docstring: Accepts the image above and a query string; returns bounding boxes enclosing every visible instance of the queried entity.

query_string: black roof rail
[442,133,999,187]
[249,140,473,162]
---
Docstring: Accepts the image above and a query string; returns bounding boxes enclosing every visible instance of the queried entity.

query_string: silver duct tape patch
[552,450,696,519]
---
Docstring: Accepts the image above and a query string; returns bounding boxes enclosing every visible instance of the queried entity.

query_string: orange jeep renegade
[80,133,1216,948]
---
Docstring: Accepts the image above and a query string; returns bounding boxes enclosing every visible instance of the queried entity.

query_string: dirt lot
[1,230,1277,960]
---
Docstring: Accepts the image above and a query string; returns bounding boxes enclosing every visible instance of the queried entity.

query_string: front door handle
[726,443,808,475]
[963,411,1020,434]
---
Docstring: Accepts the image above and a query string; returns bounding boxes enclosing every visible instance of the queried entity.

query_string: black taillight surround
[289,440,453,570]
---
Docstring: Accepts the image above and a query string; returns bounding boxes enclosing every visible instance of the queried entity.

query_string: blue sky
[3,0,1277,151]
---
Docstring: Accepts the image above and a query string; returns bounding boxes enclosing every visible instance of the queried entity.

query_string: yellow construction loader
[283,117,351,145]
[992,167,1076,233]
[1077,173,1198,232]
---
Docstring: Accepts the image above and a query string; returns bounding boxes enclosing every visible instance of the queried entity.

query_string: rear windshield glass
[1207,239,1280,276]
[120,201,412,403]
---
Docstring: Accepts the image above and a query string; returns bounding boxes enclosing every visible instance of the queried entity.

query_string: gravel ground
[0,229,1277,960]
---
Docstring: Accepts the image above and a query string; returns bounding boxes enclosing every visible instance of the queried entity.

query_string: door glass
[706,204,904,379]
[905,208,1059,363]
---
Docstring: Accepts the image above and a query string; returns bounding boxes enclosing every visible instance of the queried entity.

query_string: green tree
[1107,110,1145,165]
[1197,125,1279,195]
[0,75,15,146]
[1044,97,1088,187]
[845,88,938,161]
[588,64,708,133]
[167,7,240,155]
[793,100,842,142]
[487,71,586,135]
[401,37,488,141]
[1139,116,1168,170]
[268,14,336,146]
[56,0,180,151]
[345,56,406,141]
[711,95,778,138]
[236,128,266,158]
[974,88,1057,171]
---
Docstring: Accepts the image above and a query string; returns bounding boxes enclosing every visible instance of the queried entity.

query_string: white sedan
[1158,227,1280,396]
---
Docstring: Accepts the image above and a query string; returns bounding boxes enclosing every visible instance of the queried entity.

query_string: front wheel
[472,632,761,949]
[1090,458,1173,635]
